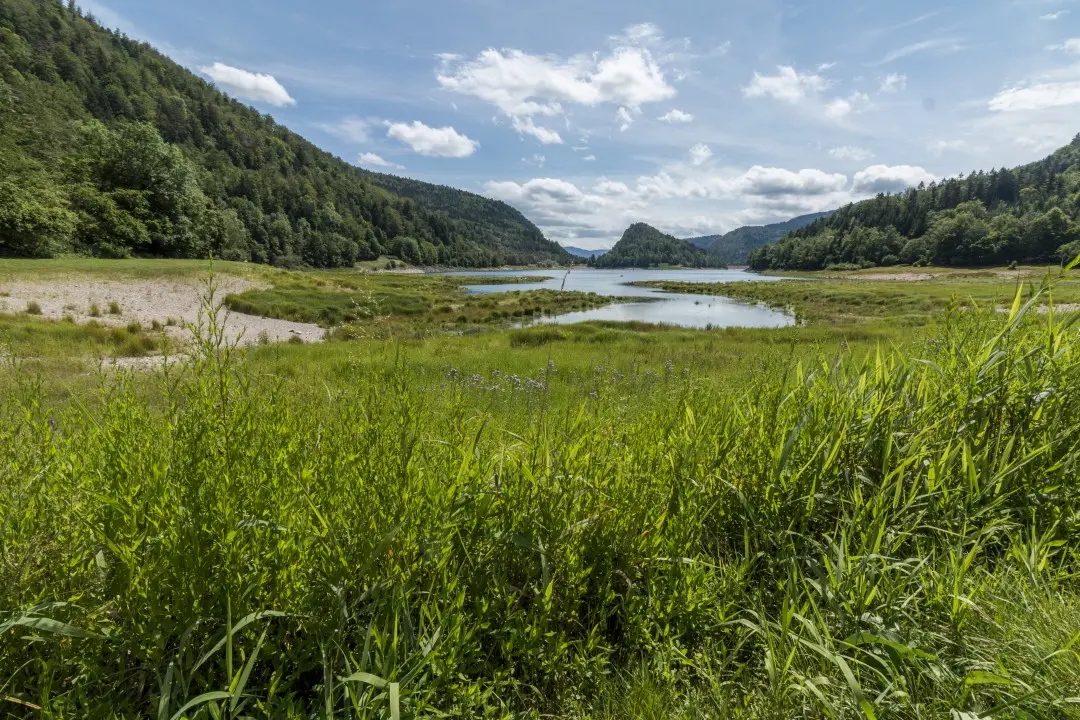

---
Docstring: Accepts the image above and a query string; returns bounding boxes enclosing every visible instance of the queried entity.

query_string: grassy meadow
[2,260,1080,718]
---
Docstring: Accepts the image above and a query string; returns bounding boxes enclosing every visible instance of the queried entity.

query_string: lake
[445,268,793,329]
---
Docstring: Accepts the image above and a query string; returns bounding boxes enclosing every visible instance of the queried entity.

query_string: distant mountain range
[563,246,608,259]
[591,223,726,268]
[687,212,834,264]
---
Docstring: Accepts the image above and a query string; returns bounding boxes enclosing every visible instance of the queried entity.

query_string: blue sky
[82,0,1080,249]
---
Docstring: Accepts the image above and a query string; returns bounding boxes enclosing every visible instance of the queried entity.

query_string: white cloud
[1047,38,1080,54]
[659,109,694,123]
[828,146,874,161]
[483,162,853,245]
[740,167,848,197]
[616,106,636,131]
[583,154,597,161]
[879,73,907,93]
[930,139,967,155]
[989,82,1080,112]
[825,92,871,119]
[320,118,370,143]
[743,66,827,103]
[689,143,712,165]
[1041,11,1068,20]
[436,27,676,143]
[852,165,935,194]
[200,62,296,106]
[877,38,964,65]
[357,152,403,170]
[385,121,479,157]
[512,117,563,144]
[596,179,633,196]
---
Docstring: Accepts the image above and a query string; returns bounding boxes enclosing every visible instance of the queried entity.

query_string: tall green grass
[2,283,1079,718]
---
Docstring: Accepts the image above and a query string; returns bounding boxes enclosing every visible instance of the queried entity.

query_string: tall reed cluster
[2,287,1079,718]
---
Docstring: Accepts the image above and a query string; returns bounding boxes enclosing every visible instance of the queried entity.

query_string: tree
[0,178,77,257]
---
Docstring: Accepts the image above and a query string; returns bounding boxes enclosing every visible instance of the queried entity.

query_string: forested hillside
[688,211,832,264]
[591,223,726,268]
[0,0,570,267]
[749,138,1080,270]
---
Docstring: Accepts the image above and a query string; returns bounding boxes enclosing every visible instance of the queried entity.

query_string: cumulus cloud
[484,162,860,245]
[1047,38,1080,54]
[357,152,403,170]
[385,121,479,157]
[825,92,872,119]
[659,109,694,123]
[201,62,296,106]
[879,73,907,93]
[989,82,1080,112]
[689,143,712,166]
[743,66,827,103]
[512,117,564,144]
[828,146,874,161]
[522,154,546,167]
[852,165,935,194]
[740,167,848,197]
[616,106,637,131]
[436,27,676,143]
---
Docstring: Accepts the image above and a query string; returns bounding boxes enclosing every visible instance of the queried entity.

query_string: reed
[2,279,1079,718]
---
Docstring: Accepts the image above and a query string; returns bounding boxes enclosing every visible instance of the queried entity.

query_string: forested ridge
[749,137,1080,270]
[591,223,726,268]
[687,211,832,264]
[0,0,571,267]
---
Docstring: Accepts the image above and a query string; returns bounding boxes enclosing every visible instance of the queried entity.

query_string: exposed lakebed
[445,268,794,329]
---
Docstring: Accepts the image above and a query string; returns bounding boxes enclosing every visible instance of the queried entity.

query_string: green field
[2,261,1080,719]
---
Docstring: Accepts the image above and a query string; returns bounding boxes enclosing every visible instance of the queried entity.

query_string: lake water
[445,268,793,329]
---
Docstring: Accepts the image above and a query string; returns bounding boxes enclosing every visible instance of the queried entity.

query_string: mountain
[562,245,607,259]
[749,138,1080,270]
[0,0,570,268]
[591,223,726,268]
[687,212,833,264]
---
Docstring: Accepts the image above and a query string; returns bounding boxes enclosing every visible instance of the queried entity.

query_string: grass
[635,269,1080,325]
[223,271,613,335]
[2,274,1080,718]
[0,313,166,360]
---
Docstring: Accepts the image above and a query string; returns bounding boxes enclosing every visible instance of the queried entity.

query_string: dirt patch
[0,275,324,346]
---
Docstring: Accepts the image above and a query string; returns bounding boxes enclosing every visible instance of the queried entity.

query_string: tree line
[748,137,1080,270]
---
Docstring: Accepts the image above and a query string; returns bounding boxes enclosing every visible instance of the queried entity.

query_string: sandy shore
[0,275,324,346]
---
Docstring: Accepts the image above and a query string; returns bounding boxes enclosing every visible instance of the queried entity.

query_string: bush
[24,300,42,315]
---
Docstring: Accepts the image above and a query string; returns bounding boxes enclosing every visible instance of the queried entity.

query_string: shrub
[24,300,41,315]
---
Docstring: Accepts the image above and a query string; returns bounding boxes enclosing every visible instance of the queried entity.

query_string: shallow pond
[445,268,794,329]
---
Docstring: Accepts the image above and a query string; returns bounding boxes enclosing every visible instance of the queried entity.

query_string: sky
[81,0,1080,250]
